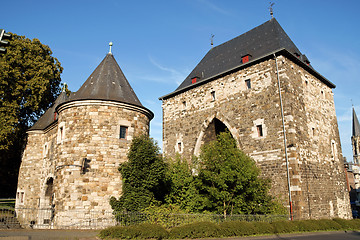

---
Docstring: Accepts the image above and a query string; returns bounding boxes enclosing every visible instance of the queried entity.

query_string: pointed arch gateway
[194,113,240,156]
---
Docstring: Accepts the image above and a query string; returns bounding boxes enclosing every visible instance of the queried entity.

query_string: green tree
[165,155,204,212]
[110,135,168,212]
[196,131,285,217]
[0,33,62,197]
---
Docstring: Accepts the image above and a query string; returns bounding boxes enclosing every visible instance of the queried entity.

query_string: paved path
[0,229,99,240]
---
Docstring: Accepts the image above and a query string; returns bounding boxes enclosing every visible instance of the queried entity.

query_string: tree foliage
[0,33,62,196]
[110,135,168,212]
[165,155,204,212]
[196,131,285,216]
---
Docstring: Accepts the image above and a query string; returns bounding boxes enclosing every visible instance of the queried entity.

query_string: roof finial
[269,2,275,19]
[210,34,214,49]
[109,42,113,54]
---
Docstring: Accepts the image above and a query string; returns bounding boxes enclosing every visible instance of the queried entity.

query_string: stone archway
[38,177,55,226]
[193,113,240,156]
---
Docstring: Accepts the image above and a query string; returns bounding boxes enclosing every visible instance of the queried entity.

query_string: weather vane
[109,42,113,54]
[210,34,215,48]
[269,2,275,19]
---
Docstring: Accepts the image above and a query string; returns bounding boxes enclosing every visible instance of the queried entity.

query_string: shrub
[252,221,275,234]
[314,219,342,231]
[295,220,322,232]
[333,218,360,230]
[99,223,168,239]
[218,221,256,237]
[169,221,221,239]
[271,220,298,233]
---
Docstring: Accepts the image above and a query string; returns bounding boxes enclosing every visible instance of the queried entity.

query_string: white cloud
[197,0,231,16]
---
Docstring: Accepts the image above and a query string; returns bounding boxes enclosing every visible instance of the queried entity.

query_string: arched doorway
[38,177,55,226]
[202,118,230,145]
[194,116,239,156]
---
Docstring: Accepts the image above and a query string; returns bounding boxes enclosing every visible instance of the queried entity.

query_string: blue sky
[3,0,360,162]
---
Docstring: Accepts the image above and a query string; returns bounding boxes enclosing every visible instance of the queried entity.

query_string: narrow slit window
[256,125,263,137]
[245,79,251,89]
[178,142,182,152]
[119,126,128,139]
[211,91,216,101]
[182,101,186,109]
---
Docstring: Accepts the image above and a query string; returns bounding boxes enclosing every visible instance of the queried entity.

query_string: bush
[169,221,221,239]
[252,221,275,234]
[313,219,342,231]
[295,220,322,232]
[333,218,360,230]
[99,223,168,239]
[219,221,256,237]
[271,220,298,233]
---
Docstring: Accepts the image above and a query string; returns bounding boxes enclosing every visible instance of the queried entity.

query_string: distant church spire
[353,107,360,137]
[352,107,360,164]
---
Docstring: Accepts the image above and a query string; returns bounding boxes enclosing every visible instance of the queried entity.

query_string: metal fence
[0,207,288,229]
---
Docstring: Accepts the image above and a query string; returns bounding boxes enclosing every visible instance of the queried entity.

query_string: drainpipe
[274,53,293,220]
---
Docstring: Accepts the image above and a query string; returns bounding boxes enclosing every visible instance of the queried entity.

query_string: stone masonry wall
[161,55,351,219]
[53,100,151,226]
[16,100,152,228]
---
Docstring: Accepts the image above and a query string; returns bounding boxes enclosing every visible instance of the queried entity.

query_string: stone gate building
[159,18,351,219]
[16,52,153,228]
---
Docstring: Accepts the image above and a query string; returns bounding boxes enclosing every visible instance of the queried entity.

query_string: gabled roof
[160,18,335,100]
[70,53,143,107]
[29,91,70,131]
[353,108,360,137]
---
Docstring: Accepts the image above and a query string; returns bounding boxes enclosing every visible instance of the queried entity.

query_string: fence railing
[0,207,288,229]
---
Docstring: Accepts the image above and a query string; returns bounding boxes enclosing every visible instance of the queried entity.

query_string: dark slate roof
[69,53,143,107]
[29,91,70,130]
[160,18,335,100]
[353,108,360,137]
[29,53,153,131]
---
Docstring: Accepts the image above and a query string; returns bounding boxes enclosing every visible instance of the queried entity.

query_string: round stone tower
[16,51,153,228]
[53,53,153,226]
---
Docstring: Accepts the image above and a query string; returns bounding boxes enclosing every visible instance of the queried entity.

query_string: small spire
[210,34,214,49]
[269,2,275,19]
[62,82,67,92]
[109,42,113,54]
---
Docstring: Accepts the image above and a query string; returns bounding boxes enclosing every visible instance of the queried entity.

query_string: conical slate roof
[70,53,143,107]
[353,108,360,137]
[160,18,335,100]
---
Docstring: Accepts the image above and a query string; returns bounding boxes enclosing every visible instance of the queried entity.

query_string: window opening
[182,101,186,109]
[256,125,263,137]
[355,141,358,156]
[245,79,251,89]
[59,127,64,140]
[211,91,216,101]
[120,126,128,139]
[178,142,182,152]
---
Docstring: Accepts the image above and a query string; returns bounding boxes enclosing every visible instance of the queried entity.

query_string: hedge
[99,218,360,239]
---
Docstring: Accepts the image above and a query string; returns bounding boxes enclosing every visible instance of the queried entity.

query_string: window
[256,125,263,137]
[211,91,216,101]
[245,79,251,89]
[312,127,315,137]
[178,142,182,152]
[57,122,66,144]
[119,126,128,139]
[17,191,25,205]
[191,77,197,84]
[182,101,186,109]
